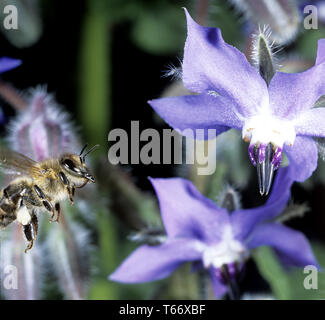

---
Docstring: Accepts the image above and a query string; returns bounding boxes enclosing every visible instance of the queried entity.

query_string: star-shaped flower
[149,9,325,194]
[109,168,318,298]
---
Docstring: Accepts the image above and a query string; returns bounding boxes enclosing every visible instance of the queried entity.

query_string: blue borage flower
[109,168,318,298]
[149,9,325,194]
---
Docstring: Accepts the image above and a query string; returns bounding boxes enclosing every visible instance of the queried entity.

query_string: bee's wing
[0,149,43,177]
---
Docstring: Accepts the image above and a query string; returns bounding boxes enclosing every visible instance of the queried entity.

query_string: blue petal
[182,9,268,118]
[149,177,229,242]
[0,57,21,74]
[295,108,325,137]
[109,239,202,283]
[247,223,319,269]
[284,136,318,182]
[209,268,228,298]
[148,94,243,139]
[269,40,325,118]
[231,167,293,241]
[315,39,325,65]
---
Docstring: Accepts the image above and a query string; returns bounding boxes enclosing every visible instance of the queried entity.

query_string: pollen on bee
[16,206,31,226]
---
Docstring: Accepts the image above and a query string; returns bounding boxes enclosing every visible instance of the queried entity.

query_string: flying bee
[0,144,98,253]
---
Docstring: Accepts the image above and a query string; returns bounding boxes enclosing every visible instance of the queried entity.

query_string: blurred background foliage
[0,0,324,300]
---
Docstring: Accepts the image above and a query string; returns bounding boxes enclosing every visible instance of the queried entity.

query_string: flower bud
[2,87,90,300]
[46,212,92,300]
[7,87,79,160]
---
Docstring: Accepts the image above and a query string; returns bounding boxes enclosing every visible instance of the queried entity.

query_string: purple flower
[7,88,79,161]
[109,168,318,298]
[0,57,21,74]
[149,9,325,194]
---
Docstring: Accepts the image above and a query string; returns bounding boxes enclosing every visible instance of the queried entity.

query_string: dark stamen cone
[255,143,275,195]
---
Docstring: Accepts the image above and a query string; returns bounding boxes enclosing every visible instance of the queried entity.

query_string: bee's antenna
[82,144,100,162]
[79,144,88,157]
[79,144,89,163]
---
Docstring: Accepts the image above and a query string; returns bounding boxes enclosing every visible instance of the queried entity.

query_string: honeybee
[0,144,98,253]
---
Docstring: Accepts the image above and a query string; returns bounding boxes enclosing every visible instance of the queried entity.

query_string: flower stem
[78,0,111,147]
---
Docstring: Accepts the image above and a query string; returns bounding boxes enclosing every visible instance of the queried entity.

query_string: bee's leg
[59,172,74,205]
[52,202,61,223]
[16,201,36,253]
[33,185,46,200]
[67,187,74,205]
[23,224,34,253]
[31,211,38,235]
[23,213,38,254]
[3,185,25,205]
[43,199,56,222]
[33,185,56,222]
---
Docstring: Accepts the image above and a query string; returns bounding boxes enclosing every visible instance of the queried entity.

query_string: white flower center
[201,226,248,269]
[242,113,296,148]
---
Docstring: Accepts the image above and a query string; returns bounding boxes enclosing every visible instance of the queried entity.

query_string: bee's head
[60,144,99,184]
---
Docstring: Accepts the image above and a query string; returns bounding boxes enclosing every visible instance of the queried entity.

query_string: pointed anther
[250,143,280,196]
[271,146,283,170]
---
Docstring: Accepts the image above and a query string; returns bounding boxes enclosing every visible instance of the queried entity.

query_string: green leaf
[209,0,242,47]
[297,27,325,60]
[253,246,292,299]
[287,243,325,299]
[253,242,325,300]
